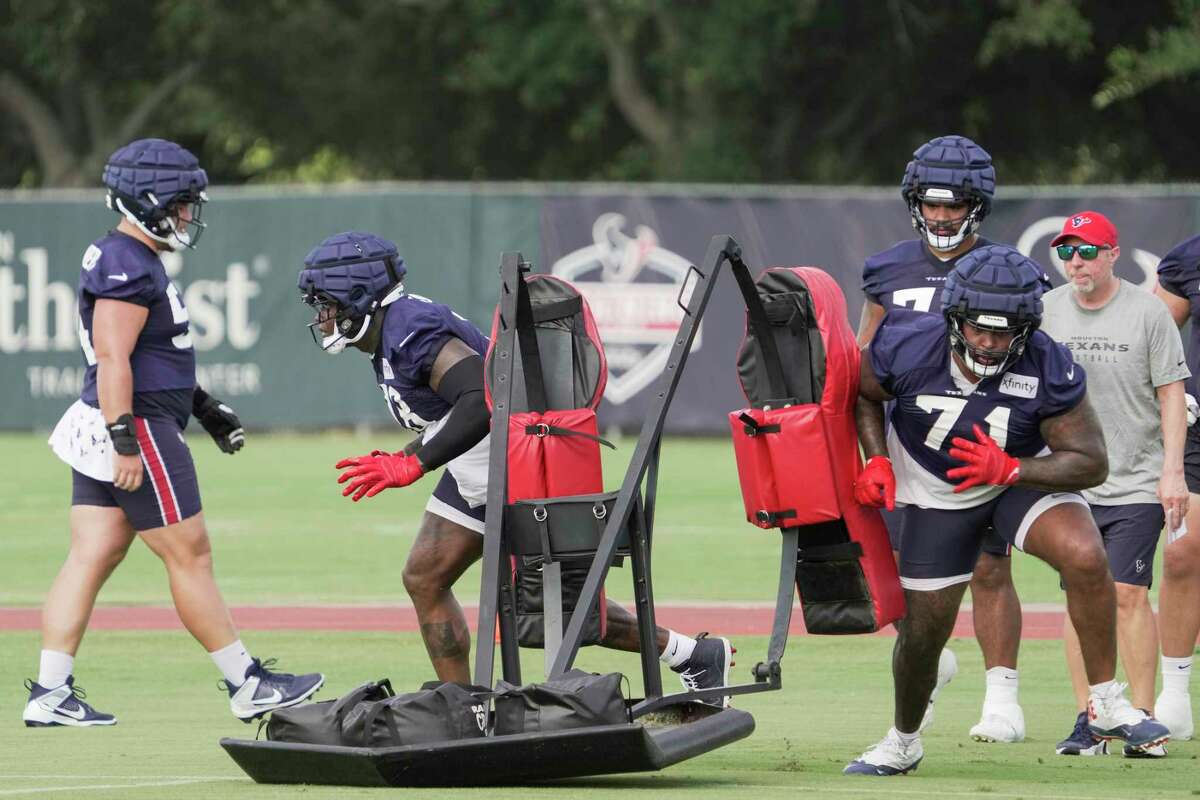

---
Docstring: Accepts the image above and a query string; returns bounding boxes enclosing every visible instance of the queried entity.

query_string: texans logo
[1070,215,1091,228]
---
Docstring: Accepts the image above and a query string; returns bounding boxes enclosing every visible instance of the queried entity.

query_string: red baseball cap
[1050,210,1118,248]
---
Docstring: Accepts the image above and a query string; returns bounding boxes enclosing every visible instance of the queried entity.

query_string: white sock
[210,639,255,687]
[894,727,920,746]
[38,650,74,688]
[659,631,697,668]
[1162,655,1193,695]
[1088,679,1118,699]
[983,666,1019,707]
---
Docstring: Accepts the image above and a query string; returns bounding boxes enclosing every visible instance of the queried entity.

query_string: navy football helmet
[103,138,209,250]
[297,231,406,353]
[942,245,1044,378]
[901,135,995,251]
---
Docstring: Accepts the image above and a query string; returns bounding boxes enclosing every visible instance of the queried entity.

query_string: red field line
[0,605,1069,638]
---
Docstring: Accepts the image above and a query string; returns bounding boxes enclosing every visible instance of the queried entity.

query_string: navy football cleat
[23,677,116,727]
[223,658,324,721]
[844,728,923,775]
[1056,711,1108,756]
[671,633,732,707]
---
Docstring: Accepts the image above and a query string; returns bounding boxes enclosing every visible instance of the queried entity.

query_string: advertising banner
[2,185,1196,433]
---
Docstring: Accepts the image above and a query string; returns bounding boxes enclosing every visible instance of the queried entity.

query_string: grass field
[0,432,1196,798]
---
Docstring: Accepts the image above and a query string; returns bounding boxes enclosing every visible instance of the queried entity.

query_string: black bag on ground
[341,681,491,747]
[264,679,394,745]
[492,669,628,735]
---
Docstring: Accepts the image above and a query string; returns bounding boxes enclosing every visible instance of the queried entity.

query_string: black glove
[193,388,245,454]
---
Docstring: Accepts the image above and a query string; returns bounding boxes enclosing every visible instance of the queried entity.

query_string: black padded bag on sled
[265,679,394,745]
[492,669,628,736]
[341,681,490,747]
[506,494,630,648]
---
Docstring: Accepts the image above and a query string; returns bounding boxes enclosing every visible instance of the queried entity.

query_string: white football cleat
[844,727,923,776]
[1153,690,1193,741]
[919,648,958,733]
[969,703,1025,743]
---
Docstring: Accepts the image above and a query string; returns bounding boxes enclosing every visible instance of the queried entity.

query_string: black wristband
[106,413,140,456]
[192,386,213,417]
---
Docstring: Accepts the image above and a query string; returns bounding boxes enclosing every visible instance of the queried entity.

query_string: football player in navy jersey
[844,245,1169,775]
[1153,234,1200,741]
[857,135,1027,743]
[298,231,732,695]
[26,139,324,728]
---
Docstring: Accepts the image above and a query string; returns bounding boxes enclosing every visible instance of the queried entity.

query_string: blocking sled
[222,236,892,786]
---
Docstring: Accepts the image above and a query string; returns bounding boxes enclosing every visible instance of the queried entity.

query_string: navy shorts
[1088,503,1164,587]
[1184,423,1200,495]
[426,470,486,534]
[886,507,1010,559]
[71,416,202,531]
[898,487,1087,590]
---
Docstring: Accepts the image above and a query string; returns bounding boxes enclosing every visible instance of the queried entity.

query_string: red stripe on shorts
[135,418,180,526]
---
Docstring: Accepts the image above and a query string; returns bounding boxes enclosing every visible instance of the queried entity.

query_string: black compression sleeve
[417,356,490,471]
[433,355,484,405]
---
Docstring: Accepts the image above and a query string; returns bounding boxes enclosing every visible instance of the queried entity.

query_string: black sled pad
[220,706,754,787]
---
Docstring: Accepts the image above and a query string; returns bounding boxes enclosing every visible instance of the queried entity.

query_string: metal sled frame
[222,236,796,786]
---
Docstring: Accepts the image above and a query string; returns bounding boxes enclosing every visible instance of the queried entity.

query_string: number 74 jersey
[870,310,1086,509]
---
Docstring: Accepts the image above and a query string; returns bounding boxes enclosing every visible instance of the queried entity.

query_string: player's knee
[1060,536,1109,582]
[971,554,1011,591]
[402,561,447,603]
[70,539,130,575]
[1163,538,1200,581]
[1113,581,1149,613]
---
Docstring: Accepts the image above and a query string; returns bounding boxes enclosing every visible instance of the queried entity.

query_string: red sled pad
[506,409,604,504]
[730,266,903,632]
[729,405,840,529]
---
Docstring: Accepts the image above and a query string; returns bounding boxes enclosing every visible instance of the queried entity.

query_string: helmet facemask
[909,187,983,252]
[109,189,209,251]
[947,311,1033,379]
[301,289,378,355]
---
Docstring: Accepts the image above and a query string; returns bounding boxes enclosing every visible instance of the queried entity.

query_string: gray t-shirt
[1041,279,1190,504]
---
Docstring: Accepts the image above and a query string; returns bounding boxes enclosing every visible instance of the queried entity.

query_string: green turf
[0,431,1095,606]
[1,432,1195,798]
[1,632,1196,799]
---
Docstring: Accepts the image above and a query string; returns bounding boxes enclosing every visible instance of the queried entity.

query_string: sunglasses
[1056,243,1111,261]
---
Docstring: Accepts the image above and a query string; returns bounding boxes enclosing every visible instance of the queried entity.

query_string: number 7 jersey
[870,310,1086,509]
[862,238,994,314]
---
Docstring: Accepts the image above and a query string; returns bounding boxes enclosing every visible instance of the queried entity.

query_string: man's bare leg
[402,512,483,683]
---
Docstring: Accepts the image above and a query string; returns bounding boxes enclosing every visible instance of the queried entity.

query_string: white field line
[0,778,243,797]
[781,785,1174,800]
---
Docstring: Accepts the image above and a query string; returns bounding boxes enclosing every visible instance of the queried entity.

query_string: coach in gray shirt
[1040,210,1189,757]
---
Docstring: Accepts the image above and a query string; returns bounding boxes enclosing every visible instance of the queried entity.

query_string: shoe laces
[677,669,706,691]
[217,658,289,693]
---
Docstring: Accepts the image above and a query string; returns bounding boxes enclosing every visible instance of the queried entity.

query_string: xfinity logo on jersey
[551,213,700,405]
[999,373,1040,399]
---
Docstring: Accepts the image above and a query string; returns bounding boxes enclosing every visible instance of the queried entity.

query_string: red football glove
[335,451,426,502]
[946,423,1020,493]
[854,455,896,511]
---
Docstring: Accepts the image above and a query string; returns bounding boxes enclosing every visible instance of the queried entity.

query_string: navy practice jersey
[373,291,489,432]
[1156,234,1200,395]
[871,310,1086,509]
[78,231,195,426]
[861,237,995,315]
